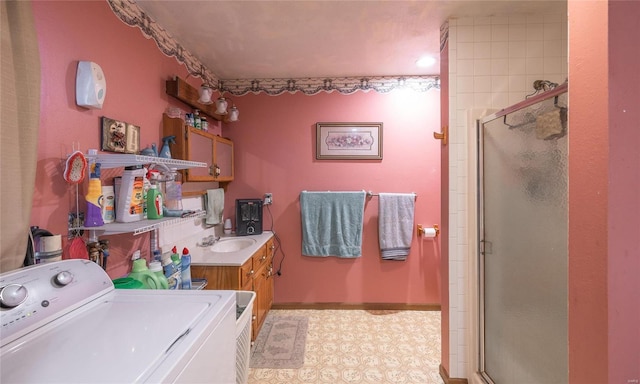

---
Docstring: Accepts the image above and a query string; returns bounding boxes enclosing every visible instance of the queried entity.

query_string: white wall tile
[473,25,492,42]
[458,59,475,76]
[474,76,491,93]
[491,58,509,75]
[457,76,475,93]
[508,75,527,92]
[508,41,527,58]
[526,23,544,41]
[544,56,562,74]
[458,42,475,59]
[474,42,492,59]
[544,22,563,40]
[473,59,491,76]
[491,41,509,58]
[544,40,563,57]
[491,24,509,42]
[458,25,475,42]
[474,17,492,26]
[446,14,567,379]
[508,58,527,75]
[508,24,527,41]
[526,57,544,74]
[490,15,509,25]
[526,40,544,58]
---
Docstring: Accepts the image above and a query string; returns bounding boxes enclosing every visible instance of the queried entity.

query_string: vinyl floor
[247,309,444,384]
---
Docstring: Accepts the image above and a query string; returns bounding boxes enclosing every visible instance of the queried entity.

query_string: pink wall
[607,2,640,382]
[224,90,442,305]
[29,1,442,304]
[30,1,210,278]
[568,1,640,382]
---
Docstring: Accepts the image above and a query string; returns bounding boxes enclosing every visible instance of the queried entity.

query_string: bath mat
[250,315,308,369]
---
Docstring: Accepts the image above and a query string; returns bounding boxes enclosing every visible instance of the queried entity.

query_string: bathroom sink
[211,238,256,253]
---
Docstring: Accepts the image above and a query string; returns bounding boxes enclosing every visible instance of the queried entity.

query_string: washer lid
[1,291,224,383]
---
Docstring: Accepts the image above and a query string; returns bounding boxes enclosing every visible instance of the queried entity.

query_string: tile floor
[247,309,444,384]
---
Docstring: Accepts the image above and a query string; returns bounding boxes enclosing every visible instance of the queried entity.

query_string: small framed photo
[101,117,140,154]
[316,122,383,160]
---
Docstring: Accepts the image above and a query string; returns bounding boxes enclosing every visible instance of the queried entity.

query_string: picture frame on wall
[101,116,140,154]
[316,122,383,160]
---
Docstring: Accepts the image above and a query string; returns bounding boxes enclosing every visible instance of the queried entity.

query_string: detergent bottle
[84,162,104,227]
[127,251,163,289]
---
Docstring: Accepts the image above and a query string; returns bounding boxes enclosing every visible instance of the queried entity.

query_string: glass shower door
[479,90,568,383]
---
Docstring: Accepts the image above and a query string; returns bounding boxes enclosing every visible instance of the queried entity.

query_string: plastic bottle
[170,246,183,289]
[116,165,145,223]
[84,162,105,227]
[164,168,183,211]
[161,251,181,290]
[127,251,163,289]
[148,261,169,289]
[146,184,163,219]
[101,185,115,224]
[194,109,201,129]
[181,247,192,290]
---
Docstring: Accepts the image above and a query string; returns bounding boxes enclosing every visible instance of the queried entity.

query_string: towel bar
[366,191,417,200]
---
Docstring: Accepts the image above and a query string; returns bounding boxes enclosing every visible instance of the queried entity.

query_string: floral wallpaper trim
[107,0,440,95]
[219,77,440,96]
[106,0,219,87]
[440,21,449,52]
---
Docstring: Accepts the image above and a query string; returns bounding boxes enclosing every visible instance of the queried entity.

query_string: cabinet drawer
[239,258,253,288]
[253,245,269,271]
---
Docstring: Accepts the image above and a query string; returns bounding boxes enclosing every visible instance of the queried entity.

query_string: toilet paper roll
[422,227,437,238]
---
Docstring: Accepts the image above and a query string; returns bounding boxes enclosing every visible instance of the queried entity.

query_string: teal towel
[300,191,366,258]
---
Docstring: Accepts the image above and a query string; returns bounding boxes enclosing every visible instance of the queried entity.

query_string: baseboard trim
[271,302,441,311]
[440,364,469,384]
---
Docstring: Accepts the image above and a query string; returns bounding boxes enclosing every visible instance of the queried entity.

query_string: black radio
[235,199,263,236]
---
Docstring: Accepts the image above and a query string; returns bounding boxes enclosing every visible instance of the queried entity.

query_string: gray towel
[378,193,415,261]
[300,191,366,258]
[205,188,224,225]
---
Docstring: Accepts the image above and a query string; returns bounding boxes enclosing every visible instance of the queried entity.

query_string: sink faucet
[197,235,220,247]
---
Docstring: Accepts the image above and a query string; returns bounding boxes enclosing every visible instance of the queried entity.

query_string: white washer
[0,259,236,383]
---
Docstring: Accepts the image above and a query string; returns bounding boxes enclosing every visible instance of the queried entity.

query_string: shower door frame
[476,82,568,384]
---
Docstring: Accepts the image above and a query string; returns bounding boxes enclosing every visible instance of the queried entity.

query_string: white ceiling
[135,0,566,80]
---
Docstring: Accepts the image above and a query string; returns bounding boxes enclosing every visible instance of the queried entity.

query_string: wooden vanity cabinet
[191,237,275,341]
[162,114,234,183]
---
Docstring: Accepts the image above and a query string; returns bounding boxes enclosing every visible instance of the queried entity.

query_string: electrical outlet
[264,193,273,205]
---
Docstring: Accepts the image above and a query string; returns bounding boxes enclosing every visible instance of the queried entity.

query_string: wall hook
[433,125,448,146]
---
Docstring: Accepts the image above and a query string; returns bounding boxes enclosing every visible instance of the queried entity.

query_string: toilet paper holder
[417,224,440,238]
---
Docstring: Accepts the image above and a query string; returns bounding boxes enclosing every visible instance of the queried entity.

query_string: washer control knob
[0,284,28,308]
[54,271,74,286]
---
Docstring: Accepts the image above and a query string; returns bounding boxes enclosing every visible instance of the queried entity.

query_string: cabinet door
[213,136,234,182]
[253,263,269,341]
[185,128,215,181]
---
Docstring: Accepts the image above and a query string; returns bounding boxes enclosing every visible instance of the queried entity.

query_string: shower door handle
[434,126,448,146]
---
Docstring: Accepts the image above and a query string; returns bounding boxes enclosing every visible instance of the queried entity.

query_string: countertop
[190,231,274,266]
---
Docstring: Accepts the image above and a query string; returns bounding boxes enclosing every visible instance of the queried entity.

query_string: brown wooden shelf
[166,76,226,121]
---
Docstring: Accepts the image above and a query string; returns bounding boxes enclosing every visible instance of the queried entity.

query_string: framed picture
[101,117,140,154]
[316,122,383,160]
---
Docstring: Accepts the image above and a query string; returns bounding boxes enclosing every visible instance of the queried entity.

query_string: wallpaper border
[107,0,439,95]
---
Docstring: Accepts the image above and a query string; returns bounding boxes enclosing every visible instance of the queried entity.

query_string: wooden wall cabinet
[191,237,275,341]
[162,114,234,184]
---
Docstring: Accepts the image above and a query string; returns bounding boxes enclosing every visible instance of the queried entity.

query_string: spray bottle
[159,135,176,159]
[84,162,104,227]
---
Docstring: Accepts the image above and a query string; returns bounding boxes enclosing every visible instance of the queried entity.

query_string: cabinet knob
[252,315,257,321]
[270,244,275,250]
[248,269,254,276]
[260,255,266,261]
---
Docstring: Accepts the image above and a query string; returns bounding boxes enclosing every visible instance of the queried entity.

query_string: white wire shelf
[75,210,206,236]
[89,153,206,170]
